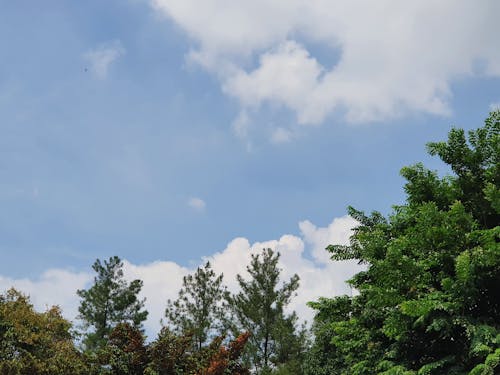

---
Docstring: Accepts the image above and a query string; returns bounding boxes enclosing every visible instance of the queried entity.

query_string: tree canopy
[305,110,500,374]
[0,288,89,374]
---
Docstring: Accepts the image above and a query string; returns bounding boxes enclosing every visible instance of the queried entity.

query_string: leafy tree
[164,261,229,351]
[145,327,196,374]
[229,248,306,374]
[306,111,500,374]
[0,288,89,375]
[145,327,250,375]
[203,331,251,375]
[77,256,148,351]
[95,322,149,375]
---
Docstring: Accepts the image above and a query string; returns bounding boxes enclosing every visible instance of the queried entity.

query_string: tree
[77,256,148,351]
[0,288,89,374]
[145,328,250,374]
[203,331,251,375]
[306,111,500,374]
[97,323,149,375]
[229,248,306,374]
[164,261,229,351]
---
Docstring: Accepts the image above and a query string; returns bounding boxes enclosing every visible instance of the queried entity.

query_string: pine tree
[164,261,229,351]
[77,256,148,351]
[229,248,306,374]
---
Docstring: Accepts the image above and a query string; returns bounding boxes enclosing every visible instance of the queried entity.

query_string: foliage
[165,261,229,351]
[94,322,149,375]
[77,256,148,351]
[228,248,307,374]
[0,288,89,374]
[306,110,500,374]
[144,327,250,375]
[1,265,252,374]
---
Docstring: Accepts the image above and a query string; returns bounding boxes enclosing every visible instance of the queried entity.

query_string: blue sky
[1,1,499,332]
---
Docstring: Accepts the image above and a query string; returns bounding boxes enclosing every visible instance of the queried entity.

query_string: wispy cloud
[271,127,294,144]
[84,40,125,79]
[188,197,206,211]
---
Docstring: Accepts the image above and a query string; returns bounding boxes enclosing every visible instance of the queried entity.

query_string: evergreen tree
[164,261,229,351]
[229,248,306,374]
[305,111,500,374]
[77,256,148,351]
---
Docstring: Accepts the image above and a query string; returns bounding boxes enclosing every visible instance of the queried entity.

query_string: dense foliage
[0,289,251,375]
[0,289,89,374]
[305,110,499,374]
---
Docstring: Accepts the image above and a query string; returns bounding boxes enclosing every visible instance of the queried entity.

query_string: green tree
[306,111,500,374]
[0,288,89,375]
[229,248,306,374]
[164,261,229,351]
[77,256,148,351]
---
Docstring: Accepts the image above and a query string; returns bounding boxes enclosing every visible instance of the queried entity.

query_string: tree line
[1,111,499,374]
[1,248,305,374]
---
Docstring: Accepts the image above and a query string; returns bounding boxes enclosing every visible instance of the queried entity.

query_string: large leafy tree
[77,256,148,351]
[306,111,500,374]
[0,288,89,374]
[164,261,229,351]
[229,248,306,374]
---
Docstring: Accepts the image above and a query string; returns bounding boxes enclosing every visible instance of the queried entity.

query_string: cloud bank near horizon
[151,0,500,138]
[0,215,361,336]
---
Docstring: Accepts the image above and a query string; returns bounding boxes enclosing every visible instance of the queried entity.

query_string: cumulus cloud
[122,260,189,334]
[151,0,500,133]
[188,197,206,211]
[0,215,361,336]
[0,269,91,322]
[84,40,125,79]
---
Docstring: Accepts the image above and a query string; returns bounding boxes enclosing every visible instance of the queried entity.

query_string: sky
[1,0,499,336]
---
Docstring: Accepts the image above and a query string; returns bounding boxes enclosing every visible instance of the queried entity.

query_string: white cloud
[271,127,294,144]
[204,216,362,324]
[224,41,326,125]
[122,260,189,334]
[151,0,500,133]
[232,110,251,139]
[0,215,361,336]
[84,40,125,79]
[0,269,91,322]
[188,197,206,211]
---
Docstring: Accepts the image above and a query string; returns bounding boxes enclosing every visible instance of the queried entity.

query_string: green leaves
[306,111,500,374]
[0,289,89,374]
